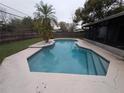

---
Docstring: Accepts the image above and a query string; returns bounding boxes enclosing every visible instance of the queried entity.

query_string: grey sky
[0,0,85,23]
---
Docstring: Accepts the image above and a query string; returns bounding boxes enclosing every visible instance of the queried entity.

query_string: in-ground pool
[28,39,109,75]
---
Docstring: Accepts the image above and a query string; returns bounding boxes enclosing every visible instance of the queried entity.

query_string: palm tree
[34,1,57,42]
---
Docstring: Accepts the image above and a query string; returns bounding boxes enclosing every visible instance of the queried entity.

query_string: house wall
[85,16,124,50]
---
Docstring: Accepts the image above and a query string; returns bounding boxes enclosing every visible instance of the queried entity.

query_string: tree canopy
[59,21,68,32]
[74,0,124,25]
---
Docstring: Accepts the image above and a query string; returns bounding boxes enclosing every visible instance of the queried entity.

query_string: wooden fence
[53,31,85,38]
[0,27,38,43]
[0,32,38,43]
[0,30,85,43]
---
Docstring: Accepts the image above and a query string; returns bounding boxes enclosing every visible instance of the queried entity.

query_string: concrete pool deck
[0,38,124,93]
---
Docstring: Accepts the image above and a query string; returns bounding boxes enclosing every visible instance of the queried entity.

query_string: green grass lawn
[0,38,42,64]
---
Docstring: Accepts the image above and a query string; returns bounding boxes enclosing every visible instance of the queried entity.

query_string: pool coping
[0,38,124,93]
[29,39,55,48]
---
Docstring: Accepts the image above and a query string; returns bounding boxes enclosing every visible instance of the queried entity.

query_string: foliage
[68,23,76,32]
[0,7,7,24]
[0,17,34,33]
[59,21,68,32]
[74,0,124,25]
[22,16,33,27]
[34,0,57,42]
[9,18,22,27]
[59,21,76,32]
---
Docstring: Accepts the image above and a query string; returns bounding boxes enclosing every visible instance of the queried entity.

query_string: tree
[74,0,124,25]
[59,21,68,32]
[0,7,7,24]
[22,16,33,27]
[73,7,90,24]
[73,8,82,23]
[34,0,57,42]
[69,23,77,32]
[0,7,7,33]
[9,18,22,29]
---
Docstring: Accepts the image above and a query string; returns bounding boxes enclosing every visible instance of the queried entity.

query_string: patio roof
[83,11,124,27]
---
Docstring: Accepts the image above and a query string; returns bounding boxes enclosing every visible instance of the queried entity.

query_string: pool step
[99,58,109,73]
[91,52,106,75]
[86,52,97,75]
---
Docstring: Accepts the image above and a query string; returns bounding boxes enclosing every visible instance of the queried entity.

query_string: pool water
[28,40,109,75]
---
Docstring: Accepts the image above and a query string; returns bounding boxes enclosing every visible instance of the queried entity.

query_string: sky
[0,0,85,23]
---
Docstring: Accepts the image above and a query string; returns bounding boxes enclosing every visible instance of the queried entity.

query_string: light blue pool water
[28,40,109,75]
